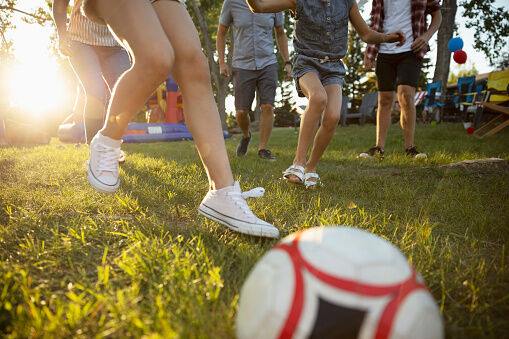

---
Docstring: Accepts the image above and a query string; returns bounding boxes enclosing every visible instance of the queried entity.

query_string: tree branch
[0,6,49,22]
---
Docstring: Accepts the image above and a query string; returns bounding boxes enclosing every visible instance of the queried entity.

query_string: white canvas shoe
[198,181,279,238]
[87,133,121,194]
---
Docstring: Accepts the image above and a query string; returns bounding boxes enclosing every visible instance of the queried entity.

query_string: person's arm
[349,2,405,45]
[245,0,296,13]
[274,25,292,81]
[411,9,441,53]
[216,24,230,77]
[52,0,72,56]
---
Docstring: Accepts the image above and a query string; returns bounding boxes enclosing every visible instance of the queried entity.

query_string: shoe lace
[95,144,120,174]
[226,183,265,217]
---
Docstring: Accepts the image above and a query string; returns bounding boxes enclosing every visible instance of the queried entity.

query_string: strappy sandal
[282,164,305,184]
[304,172,322,190]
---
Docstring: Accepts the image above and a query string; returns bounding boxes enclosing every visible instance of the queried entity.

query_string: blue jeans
[68,40,131,113]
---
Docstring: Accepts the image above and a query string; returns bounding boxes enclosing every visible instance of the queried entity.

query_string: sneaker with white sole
[87,132,121,194]
[198,181,279,238]
[405,146,427,159]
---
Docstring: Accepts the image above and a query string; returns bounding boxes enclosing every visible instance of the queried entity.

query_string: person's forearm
[246,0,295,13]
[52,0,69,38]
[275,29,290,62]
[360,30,389,45]
[216,31,227,65]
[422,10,441,40]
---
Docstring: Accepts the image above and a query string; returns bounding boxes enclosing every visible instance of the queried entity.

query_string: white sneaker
[198,181,279,238]
[87,132,121,194]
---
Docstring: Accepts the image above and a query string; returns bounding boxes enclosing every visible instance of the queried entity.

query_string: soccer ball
[236,226,444,339]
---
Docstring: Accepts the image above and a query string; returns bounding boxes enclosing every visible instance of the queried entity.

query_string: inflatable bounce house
[58,76,227,143]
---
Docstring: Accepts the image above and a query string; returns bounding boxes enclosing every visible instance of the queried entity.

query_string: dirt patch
[439,158,509,174]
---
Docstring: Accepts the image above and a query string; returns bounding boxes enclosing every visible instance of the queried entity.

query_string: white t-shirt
[379,0,414,54]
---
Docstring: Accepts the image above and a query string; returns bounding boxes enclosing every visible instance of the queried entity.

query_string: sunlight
[6,19,70,117]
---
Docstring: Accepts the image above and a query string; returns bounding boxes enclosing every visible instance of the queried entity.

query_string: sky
[5,0,509,115]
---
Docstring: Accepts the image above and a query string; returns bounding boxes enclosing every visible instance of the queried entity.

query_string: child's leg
[68,41,110,144]
[305,83,341,174]
[93,0,175,141]
[152,0,234,189]
[290,72,327,173]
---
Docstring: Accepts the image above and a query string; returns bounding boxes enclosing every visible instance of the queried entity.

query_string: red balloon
[453,50,467,64]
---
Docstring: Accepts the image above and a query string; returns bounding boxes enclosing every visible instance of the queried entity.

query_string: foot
[304,172,321,190]
[258,149,276,161]
[405,146,427,159]
[359,146,384,159]
[198,181,279,238]
[118,150,126,164]
[236,132,251,157]
[87,132,121,194]
[282,164,305,184]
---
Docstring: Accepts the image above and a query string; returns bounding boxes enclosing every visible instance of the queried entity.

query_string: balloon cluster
[448,37,467,64]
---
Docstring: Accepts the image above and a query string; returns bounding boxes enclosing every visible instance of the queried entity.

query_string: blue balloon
[448,37,464,53]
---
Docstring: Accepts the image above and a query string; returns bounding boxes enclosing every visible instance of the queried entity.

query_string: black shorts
[375,51,422,91]
[233,63,278,110]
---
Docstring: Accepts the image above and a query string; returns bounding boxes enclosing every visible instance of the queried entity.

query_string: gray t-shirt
[219,0,283,70]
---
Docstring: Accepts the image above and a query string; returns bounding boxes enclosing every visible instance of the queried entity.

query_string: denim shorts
[293,54,346,97]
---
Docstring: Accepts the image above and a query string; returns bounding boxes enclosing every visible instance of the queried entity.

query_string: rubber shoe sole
[198,204,279,238]
[87,164,120,194]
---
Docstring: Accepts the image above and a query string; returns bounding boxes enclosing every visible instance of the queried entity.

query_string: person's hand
[284,63,292,81]
[58,34,72,57]
[219,62,230,77]
[411,34,430,53]
[385,30,406,46]
[364,54,375,71]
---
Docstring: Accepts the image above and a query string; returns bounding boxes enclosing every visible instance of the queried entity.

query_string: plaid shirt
[365,0,441,61]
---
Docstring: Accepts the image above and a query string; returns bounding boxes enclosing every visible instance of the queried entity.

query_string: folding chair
[423,81,444,122]
[473,69,509,137]
[448,76,476,122]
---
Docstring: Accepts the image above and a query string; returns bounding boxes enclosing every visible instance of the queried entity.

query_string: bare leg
[397,85,416,149]
[305,83,341,175]
[286,72,326,182]
[153,0,233,189]
[375,91,395,149]
[94,0,175,140]
[236,109,251,139]
[258,103,274,150]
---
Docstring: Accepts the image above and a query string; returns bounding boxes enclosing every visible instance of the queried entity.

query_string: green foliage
[460,0,509,65]
[1,126,508,337]
[448,63,479,85]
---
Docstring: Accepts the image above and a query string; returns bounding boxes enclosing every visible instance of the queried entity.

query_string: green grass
[1,123,508,338]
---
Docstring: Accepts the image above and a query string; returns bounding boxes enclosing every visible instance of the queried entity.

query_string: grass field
[1,123,508,338]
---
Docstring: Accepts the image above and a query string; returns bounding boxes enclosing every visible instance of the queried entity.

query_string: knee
[178,52,211,84]
[135,46,174,83]
[379,96,394,109]
[398,90,414,109]
[308,91,328,114]
[260,104,274,115]
[322,111,340,130]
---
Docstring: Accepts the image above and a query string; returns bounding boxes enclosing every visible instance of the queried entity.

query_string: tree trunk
[433,0,457,91]
[188,0,231,130]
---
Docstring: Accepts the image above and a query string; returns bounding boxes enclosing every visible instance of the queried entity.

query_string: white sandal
[304,172,322,189]
[282,164,305,184]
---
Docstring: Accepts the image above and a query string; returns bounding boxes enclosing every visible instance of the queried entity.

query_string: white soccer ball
[236,226,444,339]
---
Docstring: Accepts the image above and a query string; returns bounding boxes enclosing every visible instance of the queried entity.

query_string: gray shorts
[293,54,345,97]
[232,63,278,110]
[82,0,181,25]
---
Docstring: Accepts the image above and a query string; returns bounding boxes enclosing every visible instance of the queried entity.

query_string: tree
[187,0,232,130]
[0,0,51,53]
[433,0,509,90]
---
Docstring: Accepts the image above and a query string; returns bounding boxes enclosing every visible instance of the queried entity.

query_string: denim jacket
[294,0,354,60]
